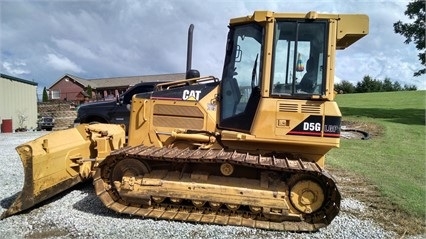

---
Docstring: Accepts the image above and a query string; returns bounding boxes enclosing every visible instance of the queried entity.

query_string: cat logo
[182,90,201,101]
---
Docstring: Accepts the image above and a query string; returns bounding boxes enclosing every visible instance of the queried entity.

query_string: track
[93,145,340,232]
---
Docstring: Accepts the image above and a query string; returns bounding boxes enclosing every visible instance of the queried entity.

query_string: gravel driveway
[0,132,420,238]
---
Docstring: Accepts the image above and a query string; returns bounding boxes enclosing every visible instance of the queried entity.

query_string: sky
[1,0,425,95]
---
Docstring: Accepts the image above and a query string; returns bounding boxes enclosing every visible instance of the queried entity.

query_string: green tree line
[335,1,423,94]
[335,75,417,94]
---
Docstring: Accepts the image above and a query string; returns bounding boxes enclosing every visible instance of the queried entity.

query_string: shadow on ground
[340,107,425,125]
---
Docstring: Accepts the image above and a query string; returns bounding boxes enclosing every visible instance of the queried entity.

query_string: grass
[327,90,426,218]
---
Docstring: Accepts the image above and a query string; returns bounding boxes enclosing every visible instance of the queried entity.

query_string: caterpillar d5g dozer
[2,11,368,231]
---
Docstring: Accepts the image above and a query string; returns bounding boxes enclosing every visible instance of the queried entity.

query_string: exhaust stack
[186,24,194,72]
[186,24,199,79]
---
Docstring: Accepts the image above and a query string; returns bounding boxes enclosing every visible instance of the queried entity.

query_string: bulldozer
[1,11,368,231]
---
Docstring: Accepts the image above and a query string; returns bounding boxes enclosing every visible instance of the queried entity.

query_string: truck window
[123,85,155,103]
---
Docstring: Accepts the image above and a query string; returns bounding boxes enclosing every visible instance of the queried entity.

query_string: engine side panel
[127,80,219,147]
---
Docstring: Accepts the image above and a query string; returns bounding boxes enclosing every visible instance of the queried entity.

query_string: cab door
[219,23,263,132]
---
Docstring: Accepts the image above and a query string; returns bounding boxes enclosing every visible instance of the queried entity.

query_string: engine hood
[79,100,116,108]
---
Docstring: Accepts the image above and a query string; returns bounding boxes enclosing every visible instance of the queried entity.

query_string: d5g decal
[287,115,341,138]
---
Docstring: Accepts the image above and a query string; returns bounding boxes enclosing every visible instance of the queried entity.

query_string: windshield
[271,20,327,96]
[220,23,263,122]
[122,84,155,103]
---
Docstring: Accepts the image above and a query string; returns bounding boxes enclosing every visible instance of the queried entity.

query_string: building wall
[38,102,77,130]
[0,76,38,131]
[50,78,84,101]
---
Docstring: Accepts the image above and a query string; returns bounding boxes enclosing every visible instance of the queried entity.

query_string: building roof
[0,73,38,86]
[48,74,93,89]
[50,73,186,89]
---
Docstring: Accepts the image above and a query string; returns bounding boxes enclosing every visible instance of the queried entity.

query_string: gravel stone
[0,131,407,238]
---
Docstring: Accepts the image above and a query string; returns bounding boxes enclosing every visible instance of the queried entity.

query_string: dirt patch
[27,228,70,239]
[341,120,384,140]
[328,166,426,236]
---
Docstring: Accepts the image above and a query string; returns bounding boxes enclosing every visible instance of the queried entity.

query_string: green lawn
[327,90,426,217]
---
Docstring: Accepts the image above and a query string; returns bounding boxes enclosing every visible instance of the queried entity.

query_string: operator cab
[219,13,329,132]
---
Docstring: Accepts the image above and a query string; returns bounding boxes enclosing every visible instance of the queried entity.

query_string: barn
[48,73,186,104]
[0,73,38,132]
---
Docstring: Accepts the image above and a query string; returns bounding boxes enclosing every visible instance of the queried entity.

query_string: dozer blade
[1,124,126,219]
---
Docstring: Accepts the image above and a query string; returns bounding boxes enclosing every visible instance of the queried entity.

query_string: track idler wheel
[110,158,149,183]
[289,175,325,214]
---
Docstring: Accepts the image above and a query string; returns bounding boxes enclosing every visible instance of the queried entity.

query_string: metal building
[0,73,38,132]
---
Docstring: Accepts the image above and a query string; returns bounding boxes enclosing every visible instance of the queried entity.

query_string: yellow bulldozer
[2,11,368,231]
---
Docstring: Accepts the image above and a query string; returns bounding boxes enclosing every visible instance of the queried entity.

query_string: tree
[356,75,383,93]
[17,110,28,130]
[393,0,425,76]
[337,76,416,93]
[42,87,49,102]
[403,84,418,91]
[392,81,402,91]
[86,85,92,98]
[382,78,394,91]
[335,80,355,93]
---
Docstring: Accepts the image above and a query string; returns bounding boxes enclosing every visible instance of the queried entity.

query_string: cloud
[45,54,84,73]
[0,0,425,91]
[334,75,342,84]
[52,38,97,60]
[2,61,30,75]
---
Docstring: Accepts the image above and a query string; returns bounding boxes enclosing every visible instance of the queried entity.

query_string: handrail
[155,76,219,91]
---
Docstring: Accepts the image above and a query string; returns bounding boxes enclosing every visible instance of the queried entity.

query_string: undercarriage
[94,145,340,231]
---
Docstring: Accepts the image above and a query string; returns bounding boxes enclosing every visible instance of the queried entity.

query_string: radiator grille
[278,103,298,112]
[153,105,204,117]
[153,116,204,129]
[278,102,321,114]
[153,104,204,129]
[301,104,321,114]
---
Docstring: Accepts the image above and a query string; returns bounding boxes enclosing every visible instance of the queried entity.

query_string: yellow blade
[1,125,100,218]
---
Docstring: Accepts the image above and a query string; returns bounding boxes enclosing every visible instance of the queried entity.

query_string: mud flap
[1,124,125,219]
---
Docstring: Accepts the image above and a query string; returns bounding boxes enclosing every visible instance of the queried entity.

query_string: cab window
[271,21,327,96]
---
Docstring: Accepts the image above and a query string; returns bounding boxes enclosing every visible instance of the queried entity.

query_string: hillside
[327,90,426,233]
